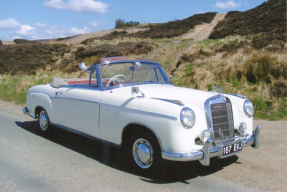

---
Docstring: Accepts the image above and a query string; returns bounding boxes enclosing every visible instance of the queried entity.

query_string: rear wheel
[38,109,51,136]
[125,129,162,176]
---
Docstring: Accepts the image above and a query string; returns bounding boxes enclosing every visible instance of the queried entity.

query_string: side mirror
[131,86,145,97]
[131,86,139,94]
[79,63,88,72]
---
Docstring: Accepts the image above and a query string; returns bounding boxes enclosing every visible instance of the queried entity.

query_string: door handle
[55,92,62,96]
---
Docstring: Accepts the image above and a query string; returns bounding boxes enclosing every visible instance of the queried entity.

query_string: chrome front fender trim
[150,97,184,106]
[162,126,261,165]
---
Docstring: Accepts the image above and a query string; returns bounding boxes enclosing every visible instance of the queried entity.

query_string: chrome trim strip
[150,97,184,106]
[162,151,203,161]
[51,97,99,104]
[101,103,177,121]
[225,93,246,99]
[28,114,36,119]
[51,123,120,148]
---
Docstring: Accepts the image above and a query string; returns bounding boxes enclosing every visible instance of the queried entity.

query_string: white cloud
[15,25,36,36]
[0,18,20,29]
[90,19,106,28]
[43,0,108,13]
[214,1,241,9]
[35,23,48,28]
[67,27,90,35]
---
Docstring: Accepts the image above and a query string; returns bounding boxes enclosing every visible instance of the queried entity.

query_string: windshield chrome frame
[92,60,172,90]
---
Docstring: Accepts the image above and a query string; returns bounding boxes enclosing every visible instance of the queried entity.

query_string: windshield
[100,62,170,87]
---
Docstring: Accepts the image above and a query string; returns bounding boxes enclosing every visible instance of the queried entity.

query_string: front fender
[27,92,53,120]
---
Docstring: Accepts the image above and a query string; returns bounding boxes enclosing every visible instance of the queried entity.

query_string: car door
[52,67,101,138]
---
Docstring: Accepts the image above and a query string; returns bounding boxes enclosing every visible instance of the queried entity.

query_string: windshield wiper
[139,80,157,85]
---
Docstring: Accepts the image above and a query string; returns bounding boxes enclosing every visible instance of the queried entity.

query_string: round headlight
[202,130,212,143]
[180,107,196,129]
[238,122,247,135]
[243,100,254,118]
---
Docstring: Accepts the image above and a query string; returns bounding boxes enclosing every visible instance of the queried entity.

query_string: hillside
[209,0,286,41]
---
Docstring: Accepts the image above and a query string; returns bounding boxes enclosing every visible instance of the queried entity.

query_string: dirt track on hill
[61,28,149,45]
[182,13,226,42]
[167,13,226,77]
[1,99,286,191]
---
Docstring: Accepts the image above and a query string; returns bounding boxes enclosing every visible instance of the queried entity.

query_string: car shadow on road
[16,120,239,184]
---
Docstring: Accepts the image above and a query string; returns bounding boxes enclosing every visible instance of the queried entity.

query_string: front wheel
[38,109,52,136]
[125,131,162,176]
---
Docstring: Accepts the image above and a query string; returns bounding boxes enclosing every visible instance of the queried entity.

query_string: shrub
[244,54,287,83]
[271,80,287,97]
[76,42,154,61]
[115,19,140,29]
[0,43,70,75]
[252,97,267,111]
[13,39,39,44]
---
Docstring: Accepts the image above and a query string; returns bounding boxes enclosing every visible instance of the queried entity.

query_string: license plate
[222,141,243,156]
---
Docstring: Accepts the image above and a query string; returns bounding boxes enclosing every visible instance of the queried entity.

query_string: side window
[90,67,98,87]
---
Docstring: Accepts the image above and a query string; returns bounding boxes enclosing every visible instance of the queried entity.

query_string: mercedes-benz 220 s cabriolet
[23,56,261,175]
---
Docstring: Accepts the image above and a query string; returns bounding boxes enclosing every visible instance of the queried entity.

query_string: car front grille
[211,102,234,141]
[205,96,235,145]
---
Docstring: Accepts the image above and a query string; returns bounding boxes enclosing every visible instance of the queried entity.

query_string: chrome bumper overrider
[23,107,28,115]
[162,126,261,166]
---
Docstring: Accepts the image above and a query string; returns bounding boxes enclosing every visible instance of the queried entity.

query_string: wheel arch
[121,122,163,151]
[35,106,46,118]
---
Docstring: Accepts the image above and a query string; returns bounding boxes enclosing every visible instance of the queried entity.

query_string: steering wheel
[106,75,127,87]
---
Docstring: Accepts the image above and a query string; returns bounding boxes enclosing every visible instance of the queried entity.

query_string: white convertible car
[23,56,261,175]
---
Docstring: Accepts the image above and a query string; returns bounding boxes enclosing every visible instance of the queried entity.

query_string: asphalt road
[0,108,262,192]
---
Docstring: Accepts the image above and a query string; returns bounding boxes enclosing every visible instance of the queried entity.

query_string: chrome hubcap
[39,111,48,131]
[132,138,154,169]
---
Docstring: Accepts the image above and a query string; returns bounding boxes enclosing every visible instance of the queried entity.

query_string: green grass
[196,38,224,50]
[0,72,76,104]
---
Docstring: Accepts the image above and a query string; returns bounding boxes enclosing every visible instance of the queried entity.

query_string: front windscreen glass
[100,62,170,87]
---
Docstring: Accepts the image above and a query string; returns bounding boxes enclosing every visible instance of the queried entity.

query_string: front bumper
[162,126,261,166]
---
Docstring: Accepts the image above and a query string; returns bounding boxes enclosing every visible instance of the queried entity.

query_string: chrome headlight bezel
[243,100,254,118]
[180,107,196,129]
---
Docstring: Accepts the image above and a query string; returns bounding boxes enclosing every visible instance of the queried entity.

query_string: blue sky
[0,0,266,41]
